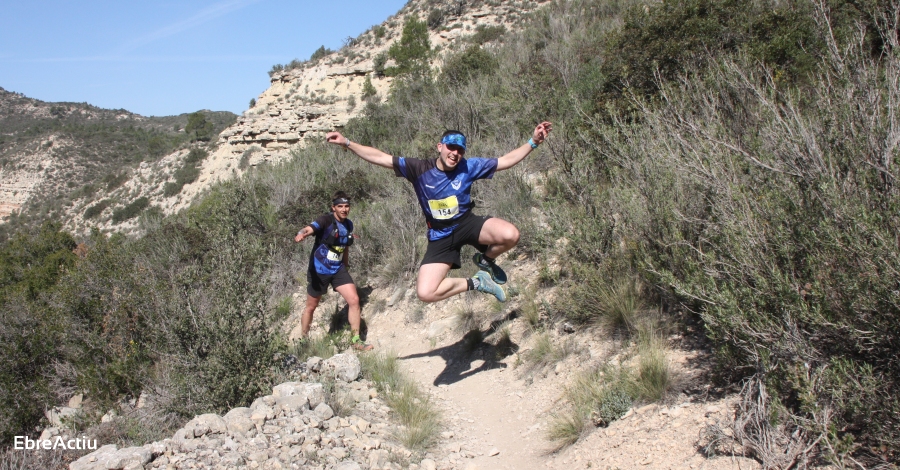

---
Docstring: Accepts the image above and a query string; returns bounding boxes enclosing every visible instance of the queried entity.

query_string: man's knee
[416,287,438,303]
[508,225,520,245]
[496,224,519,246]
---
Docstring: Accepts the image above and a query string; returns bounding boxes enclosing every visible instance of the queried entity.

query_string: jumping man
[294,191,372,351]
[325,122,552,303]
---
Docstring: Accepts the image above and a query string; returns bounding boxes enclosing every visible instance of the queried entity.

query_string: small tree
[185,111,214,142]
[362,75,377,99]
[268,63,284,77]
[310,45,333,62]
[427,8,444,29]
[387,17,432,78]
[373,53,388,77]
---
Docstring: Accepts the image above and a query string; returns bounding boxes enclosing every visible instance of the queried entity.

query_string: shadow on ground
[399,311,520,386]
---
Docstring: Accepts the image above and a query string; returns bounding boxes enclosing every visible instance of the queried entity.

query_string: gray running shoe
[472,252,507,284]
[473,270,507,302]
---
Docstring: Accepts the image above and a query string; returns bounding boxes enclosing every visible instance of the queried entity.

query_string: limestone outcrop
[169,0,548,213]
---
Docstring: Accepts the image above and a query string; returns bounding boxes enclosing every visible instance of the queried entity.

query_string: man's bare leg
[416,262,468,303]
[301,294,322,338]
[334,283,362,334]
[478,218,520,259]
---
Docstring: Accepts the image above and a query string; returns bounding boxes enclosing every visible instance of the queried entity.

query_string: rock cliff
[170,0,548,212]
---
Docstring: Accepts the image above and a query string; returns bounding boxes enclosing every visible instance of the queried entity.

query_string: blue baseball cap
[441,133,467,150]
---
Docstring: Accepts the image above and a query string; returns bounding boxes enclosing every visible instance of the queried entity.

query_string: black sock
[467,278,478,290]
[483,254,495,263]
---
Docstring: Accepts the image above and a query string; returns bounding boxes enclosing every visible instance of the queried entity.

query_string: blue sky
[0,0,408,116]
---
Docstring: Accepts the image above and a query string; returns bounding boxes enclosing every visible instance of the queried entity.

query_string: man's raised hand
[533,121,553,145]
[326,131,347,146]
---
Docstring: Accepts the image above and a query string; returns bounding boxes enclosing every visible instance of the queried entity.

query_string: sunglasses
[443,143,466,153]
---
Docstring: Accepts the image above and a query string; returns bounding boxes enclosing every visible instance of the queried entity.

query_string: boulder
[314,402,334,421]
[321,353,361,382]
[223,407,255,434]
[183,413,227,438]
[69,444,151,470]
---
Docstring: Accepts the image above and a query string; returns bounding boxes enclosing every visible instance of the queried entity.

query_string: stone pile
[69,353,415,470]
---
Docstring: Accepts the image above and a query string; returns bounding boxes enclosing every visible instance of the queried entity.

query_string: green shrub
[470,24,506,45]
[185,112,214,142]
[386,17,432,77]
[183,148,208,166]
[549,365,635,448]
[173,165,199,187]
[373,53,387,77]
[111,197,150,223]
[310,45,333,62]
[440,45,498,86]
[239,146,261,171]
[563,0,900,454]
[0,222,76,443]
[84,199,111,219]
[163,182,182,197]
[362,75,377,99]
[427,8,444,29]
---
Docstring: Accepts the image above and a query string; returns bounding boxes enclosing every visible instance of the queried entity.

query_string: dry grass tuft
[359,352,441,451]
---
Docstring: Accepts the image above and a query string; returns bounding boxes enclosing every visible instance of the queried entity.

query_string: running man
[294,191,372,351]
[325,122,552,303]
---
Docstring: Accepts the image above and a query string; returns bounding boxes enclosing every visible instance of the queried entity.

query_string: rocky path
[388,331,550,469]
[360,258,764,470]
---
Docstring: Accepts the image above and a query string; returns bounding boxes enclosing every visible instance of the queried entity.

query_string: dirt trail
[295,257,762,469]
[387,326,551,469]
[344,258,760,470]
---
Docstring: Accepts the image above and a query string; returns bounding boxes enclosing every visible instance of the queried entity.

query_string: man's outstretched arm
[496,121,553,171]
[326,131,394,169]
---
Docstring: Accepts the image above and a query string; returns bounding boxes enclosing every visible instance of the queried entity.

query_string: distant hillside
[0,87,235,240]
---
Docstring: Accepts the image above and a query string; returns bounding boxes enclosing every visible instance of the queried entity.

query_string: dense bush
[310,45,334,62]
[469,25,506,45]
[185,112,214,142]
[0,222,76,442]
[427,8,444,29]
[440,45,498,86]
[111,197,150,223]
[83,199,111,219]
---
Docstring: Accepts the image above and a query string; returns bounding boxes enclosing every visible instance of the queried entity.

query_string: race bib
[428,195,459,220]
[327,246,344,262]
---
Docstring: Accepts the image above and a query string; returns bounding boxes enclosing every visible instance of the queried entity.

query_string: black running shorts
[307,265,354,297]
[421,213,491,269]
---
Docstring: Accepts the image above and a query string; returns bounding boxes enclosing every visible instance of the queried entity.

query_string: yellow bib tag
[428,195,459,220]
[327,246,344,262]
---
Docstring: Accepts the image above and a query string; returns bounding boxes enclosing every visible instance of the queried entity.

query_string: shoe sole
[473,254,508,285]
[475,271,507,302]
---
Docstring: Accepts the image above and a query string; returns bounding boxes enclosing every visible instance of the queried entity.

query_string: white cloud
[115,0,265,53]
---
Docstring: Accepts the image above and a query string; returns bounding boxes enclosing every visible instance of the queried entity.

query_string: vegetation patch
[110,197,150,223]
[359,352,441,451]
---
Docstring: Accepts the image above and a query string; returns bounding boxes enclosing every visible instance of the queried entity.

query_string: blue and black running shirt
[392,156,498,241]
[308,213,354,275]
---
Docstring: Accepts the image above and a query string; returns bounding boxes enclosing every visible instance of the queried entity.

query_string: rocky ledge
[70,353,418,470]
